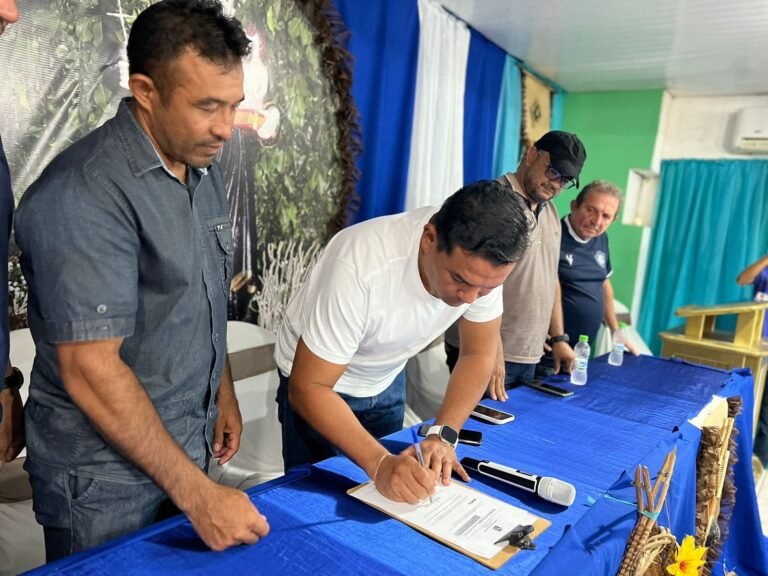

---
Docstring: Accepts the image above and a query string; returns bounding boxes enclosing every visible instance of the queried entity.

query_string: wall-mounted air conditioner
[729,107,768,154]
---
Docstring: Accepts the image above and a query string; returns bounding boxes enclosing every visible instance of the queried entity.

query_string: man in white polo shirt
[275,180,531,504]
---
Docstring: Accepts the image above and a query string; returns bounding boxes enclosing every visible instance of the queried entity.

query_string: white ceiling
[437,0,768,96]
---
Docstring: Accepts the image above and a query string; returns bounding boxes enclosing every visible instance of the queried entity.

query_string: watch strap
[426,425,458,448]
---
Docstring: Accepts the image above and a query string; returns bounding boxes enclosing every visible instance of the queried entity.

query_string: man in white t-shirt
[274,180,531,504]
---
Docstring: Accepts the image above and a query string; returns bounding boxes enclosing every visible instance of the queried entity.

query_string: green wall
[556,90,663,309]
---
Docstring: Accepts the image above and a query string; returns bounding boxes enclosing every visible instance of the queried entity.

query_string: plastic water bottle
[608,322,627,367]
[571,335,590,385]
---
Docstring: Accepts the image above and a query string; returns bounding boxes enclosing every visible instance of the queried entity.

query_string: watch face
[441,426,459,446]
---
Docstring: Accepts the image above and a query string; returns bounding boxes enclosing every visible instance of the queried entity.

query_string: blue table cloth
[25,356,768,575]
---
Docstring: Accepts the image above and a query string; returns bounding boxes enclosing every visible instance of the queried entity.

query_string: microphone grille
[537,477,576,507]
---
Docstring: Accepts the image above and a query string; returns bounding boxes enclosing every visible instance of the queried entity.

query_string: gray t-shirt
[16,98,232,481]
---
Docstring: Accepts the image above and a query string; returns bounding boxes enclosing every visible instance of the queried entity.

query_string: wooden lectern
[659,301,768,436]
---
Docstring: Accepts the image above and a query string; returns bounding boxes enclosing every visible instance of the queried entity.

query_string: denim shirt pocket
[206,216,234,294]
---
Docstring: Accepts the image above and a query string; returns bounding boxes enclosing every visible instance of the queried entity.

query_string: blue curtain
[492,57,522,177]
[462,30,505,185]
[334,0,419,223]
[638,159,768,353]
[551,90,565,131]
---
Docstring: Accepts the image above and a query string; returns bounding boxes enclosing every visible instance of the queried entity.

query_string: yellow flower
[666,535,707,576]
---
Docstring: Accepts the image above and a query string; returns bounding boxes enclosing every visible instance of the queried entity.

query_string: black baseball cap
[534,131,587,188]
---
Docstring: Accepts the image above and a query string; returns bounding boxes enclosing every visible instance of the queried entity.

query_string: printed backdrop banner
[0,0,352,329]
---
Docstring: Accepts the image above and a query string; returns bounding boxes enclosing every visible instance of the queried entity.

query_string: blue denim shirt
[15,99,233,481]
[0,137,13,384]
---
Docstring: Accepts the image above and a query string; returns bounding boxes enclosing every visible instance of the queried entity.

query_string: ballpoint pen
[414,442,433,504]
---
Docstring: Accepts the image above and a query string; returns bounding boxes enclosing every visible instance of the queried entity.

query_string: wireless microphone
[461,457,576,507]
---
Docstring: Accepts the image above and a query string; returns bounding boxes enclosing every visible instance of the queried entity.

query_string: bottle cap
[578,334,589,342]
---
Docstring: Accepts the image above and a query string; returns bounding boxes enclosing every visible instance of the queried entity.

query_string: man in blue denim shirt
[15,0,268,561]
[0,0,25,464]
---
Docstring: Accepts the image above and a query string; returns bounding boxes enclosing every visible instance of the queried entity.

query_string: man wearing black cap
[444,131,586,401]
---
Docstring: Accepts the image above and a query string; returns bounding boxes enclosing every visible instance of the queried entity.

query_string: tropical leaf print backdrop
[0,0,352,327]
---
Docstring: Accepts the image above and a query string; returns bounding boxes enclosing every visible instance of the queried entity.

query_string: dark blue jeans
[26,461,171,563]
[503,361,536,388]
[444,342,535,389]
[277,370,406,471]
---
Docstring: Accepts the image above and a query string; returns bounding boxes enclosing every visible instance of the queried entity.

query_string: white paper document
[349,481,537,559]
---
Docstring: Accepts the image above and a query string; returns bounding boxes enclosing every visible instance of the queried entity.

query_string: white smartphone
[470,404,515,425]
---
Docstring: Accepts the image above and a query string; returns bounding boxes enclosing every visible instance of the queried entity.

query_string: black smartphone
[523,379,574,397]
[417,423,483,446]
[458,429,483,446]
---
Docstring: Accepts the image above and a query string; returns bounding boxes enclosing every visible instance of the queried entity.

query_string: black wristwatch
[549,334,570,345]
[3,367,23,391]
[426,425,459,449]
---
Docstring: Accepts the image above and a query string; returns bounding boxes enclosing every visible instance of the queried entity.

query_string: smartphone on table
[417,423,483,446]
[469,404,515,425]
[523,379,574,397]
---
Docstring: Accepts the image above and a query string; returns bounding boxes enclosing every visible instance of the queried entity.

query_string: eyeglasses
[537,151,577,189]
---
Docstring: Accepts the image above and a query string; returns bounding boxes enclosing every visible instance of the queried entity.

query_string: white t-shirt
[274,206,503,397]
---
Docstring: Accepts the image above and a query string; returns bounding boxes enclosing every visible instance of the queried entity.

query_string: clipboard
[347,481,550,570]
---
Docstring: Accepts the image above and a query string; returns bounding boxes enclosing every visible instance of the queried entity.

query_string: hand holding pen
[414,442,433,504]
[371,447,437,505]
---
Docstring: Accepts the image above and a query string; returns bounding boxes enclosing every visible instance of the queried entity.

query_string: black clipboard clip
[494,524,536,550]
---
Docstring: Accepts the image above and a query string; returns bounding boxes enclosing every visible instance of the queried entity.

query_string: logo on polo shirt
[565,253,573,266]
[594,250,607,269]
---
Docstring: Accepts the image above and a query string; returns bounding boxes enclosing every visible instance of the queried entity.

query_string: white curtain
[405,0,470,210]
